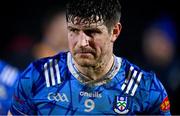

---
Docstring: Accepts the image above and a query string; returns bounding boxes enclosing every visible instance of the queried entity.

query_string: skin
[67,19,121,81]
[8,19,121,115]
[44,13,68,51]
[143,29,175,67]
[33,13,68,59]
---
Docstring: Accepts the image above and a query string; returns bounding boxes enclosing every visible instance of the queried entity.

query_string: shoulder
[120,57,165,94]
[0,60,20,86]
[120,58,170,114]
[18,52,68,88]
[25,52,68,75]
[0,60,19,73]
[32,52,68,70]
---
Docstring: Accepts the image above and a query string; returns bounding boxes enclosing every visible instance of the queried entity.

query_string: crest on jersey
[114,96,129,114]
[160,96,170,112]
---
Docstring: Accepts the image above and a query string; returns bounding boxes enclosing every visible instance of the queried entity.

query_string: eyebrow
[67,26,102,32]
[67,26,79,30]
[84,28,102,33]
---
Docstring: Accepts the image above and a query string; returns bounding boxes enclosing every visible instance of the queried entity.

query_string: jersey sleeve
[147,72,171,115]
[10,63,38,115]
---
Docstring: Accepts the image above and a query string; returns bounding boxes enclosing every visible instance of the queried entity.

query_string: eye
[85,30,101,34]
[70,28,79,33]
[84,29,102,37]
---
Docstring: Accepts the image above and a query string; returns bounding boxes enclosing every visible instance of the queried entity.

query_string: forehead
[67,21,108,31]
[67,16,107,29]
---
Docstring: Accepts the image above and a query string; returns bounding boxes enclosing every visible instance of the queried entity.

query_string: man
[32,2,68,59]
[142,15,179,114]
[9,0,170,115]
[0,60,19,115]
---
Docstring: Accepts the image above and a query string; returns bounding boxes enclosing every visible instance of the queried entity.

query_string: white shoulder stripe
[0,66,18,86]
[121,65,143,96]
[55,59,61,84]
[44,62,50,87]
[44,59,62,88]
[125,70,138,94]
[121,66,134,91]
[6,69,18,86]
[1,66,11,83]
[49,59,56,86]
[130,72,143,96]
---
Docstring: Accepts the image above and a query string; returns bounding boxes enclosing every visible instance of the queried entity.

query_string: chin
[75,58,96,67]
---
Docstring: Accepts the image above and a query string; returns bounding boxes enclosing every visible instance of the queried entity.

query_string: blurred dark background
[1,0,179,69]
[0,0,179,114]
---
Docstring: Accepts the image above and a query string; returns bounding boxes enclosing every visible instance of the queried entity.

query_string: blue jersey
[0,60,20,115]
[10,52,171,115]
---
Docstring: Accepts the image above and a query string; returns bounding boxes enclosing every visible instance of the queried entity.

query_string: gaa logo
[48,92,69,102]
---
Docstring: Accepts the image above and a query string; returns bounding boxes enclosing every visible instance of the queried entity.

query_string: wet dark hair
[66,0,121,31]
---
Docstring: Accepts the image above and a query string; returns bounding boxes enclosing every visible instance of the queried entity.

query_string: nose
[79,31,90,47]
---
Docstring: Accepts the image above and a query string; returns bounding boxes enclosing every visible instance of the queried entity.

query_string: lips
[76,52,94,58]
[75,48,96,56]
[78,51,92,54]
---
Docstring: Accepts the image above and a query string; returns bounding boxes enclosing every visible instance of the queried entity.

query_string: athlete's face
[67,18,121,67]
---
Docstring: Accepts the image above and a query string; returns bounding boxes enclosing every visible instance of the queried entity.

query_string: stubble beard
[73,53,98,67]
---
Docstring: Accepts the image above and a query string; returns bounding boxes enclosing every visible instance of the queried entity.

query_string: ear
[111,23,122,42]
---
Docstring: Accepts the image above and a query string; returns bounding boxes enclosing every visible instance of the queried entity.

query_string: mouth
[75,49,95,56]
[76,52,93,57]
[78,51,92,54]
[75,51,95,58]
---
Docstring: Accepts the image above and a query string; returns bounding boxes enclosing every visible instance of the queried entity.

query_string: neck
[74,55,114,81]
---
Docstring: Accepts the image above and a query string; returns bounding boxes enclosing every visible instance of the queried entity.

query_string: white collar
[67,52,122,86]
